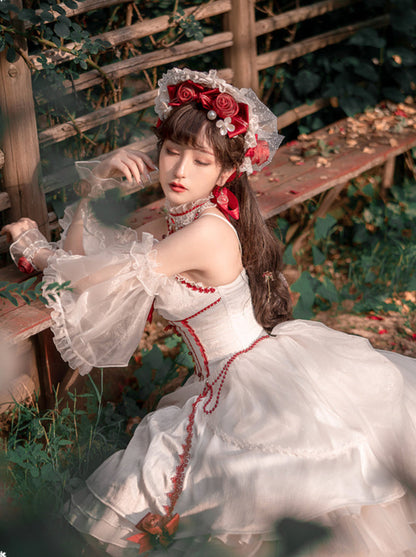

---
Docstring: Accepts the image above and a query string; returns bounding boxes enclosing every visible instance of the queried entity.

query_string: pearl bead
[207,110,217,120]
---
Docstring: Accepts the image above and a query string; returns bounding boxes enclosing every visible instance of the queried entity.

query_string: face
[159,135,233,206]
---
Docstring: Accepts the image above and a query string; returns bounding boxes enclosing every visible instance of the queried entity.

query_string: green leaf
[22,277,37,291]
[18,8,39,24]
[316,277,339,304]
[349,28,385,48]
[291,272,316,319]
[54,21,70,38]
[294,70,321,96]
[283,244,297,265]
[314,215,337,241]
[312,245,326,265]
[164,334,181,349]
[0,290,18,305]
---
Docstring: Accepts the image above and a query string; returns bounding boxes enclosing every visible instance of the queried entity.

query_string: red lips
[169,182,187,192]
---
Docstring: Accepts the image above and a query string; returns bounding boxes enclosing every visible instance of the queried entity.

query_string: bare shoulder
[190,209,238,243]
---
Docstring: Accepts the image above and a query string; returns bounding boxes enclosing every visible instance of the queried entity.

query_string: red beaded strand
[202,335,269,414]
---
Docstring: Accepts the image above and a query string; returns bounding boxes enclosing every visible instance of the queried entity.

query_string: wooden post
[0,0,50,238]
[225,0,259,92]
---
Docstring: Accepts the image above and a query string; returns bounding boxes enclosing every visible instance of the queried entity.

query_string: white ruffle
[58,202,137,255]
[43,233,168,375]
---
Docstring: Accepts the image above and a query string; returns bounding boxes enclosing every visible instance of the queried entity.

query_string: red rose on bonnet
[167,80,205,106]
[213,93,239,119]
[245,138,270,167]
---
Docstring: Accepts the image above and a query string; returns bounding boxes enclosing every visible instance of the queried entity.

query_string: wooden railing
[0,0,389,251]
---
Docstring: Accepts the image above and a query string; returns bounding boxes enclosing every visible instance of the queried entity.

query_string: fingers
[1,218,38,243]
[93,149,158,188]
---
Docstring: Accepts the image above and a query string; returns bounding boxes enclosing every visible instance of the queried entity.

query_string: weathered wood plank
[225,0,258,91]
[38,68,234,146]
[257,15,389,70]
[255,0,360,36]
[62,31,233,93]
[29,0,232,69]
[277,98,331,129]
[33,0,133,23]
[254,131,416,219]
[1,300,51,344]
[39,89,158,146]
[0,2,50,237]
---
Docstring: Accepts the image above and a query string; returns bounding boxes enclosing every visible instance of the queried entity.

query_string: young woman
[3,68,416,556]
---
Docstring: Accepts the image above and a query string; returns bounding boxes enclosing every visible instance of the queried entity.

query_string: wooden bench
[1,101,416,408]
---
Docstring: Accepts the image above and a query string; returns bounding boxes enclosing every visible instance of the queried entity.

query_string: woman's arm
[63,148,157,254]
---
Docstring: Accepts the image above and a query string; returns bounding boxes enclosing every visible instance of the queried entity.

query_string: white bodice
[156,271,265,378]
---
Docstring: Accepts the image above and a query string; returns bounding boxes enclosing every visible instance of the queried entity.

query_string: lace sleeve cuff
[75,160,144,198]
[9,228,56,271]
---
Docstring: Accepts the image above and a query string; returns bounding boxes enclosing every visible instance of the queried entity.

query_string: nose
[173,153,190,178]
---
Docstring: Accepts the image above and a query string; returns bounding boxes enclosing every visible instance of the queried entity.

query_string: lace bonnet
[154,68,284,176]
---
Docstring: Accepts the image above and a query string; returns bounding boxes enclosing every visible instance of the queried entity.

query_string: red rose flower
[17,256,35,274]
[245,139,270,166]
[213,93,239,118]
[177,82,199,103]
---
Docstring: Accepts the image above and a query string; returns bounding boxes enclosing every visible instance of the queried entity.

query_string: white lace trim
[42,249,93,375]
[165,196,216,232]
[207,422,366,460]
[155,68,284,175]
[9,228,56,271]
[42,234,166,375]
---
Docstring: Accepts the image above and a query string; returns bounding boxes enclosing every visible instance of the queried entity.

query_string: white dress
[44,205,416,556]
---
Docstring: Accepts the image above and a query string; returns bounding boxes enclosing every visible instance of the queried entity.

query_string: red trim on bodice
[164,326,269,515]
[168,297,221,379]
[175,275,216,294]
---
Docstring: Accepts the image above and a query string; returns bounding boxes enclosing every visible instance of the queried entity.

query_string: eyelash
[166,147,211,166]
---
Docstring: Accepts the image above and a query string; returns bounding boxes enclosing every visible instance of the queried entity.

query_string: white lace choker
[165,197,215,234]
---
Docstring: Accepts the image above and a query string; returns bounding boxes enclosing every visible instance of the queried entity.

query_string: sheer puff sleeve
[43,233,168,376]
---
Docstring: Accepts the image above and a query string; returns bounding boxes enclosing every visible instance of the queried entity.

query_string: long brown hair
[155,103,292,331]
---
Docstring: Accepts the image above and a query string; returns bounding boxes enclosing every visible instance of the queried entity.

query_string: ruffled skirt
[65,320,416,555]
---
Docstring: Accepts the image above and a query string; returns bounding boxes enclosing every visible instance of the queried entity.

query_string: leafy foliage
[281,176,416,318]
[260,0,416,134]
[0,277,72,306]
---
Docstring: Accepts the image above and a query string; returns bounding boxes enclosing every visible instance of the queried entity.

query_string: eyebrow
[167,139,215,157]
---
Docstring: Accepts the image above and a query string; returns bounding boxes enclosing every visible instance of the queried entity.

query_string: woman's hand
[93,148,157,187]
[1,217,39,244]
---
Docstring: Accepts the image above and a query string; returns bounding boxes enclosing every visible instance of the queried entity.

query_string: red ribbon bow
[127,512,180,554]
[212,185,240,220]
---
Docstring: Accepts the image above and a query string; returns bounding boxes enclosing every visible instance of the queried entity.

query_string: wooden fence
[0,0,389,251]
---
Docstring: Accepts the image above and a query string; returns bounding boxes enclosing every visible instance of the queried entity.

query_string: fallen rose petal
[378,329,388,335]
[367,315,383,321]
[412,333,416,340]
